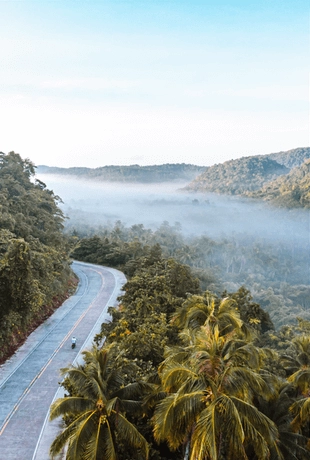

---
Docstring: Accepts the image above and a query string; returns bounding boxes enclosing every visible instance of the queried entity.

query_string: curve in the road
[0,267,88,397]
[0,261,126,460]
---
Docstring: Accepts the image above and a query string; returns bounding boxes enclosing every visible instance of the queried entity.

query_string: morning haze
[36,153,310,330]
[37,173,309,246]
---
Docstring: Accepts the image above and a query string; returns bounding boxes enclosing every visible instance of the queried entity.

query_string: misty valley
[38,173,310,329]
[1,150,310,460]
[1,0,310,456]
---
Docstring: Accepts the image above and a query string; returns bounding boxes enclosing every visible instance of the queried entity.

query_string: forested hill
[249,159,310,208]
[0,151,74,363]
[266,146,310,169]
[184,147,310,207]
[184,156,289,194]
[37,163,207,183]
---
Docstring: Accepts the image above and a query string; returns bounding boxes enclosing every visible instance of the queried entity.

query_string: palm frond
[224,366,273,400]
[69,410,99,460]
[83,419,117,460]
[49,420,76,458]
[50,397,94,420]
[290,396,310,430]
[288,369,310,394]
[191,395,247,460]
[231,396,279,444]
[153,391,204,449]
[61,367,100,399]
[112,412,149,459]
[243,423,275,460]
[161,365,198,393]
[51,411,95,459]
[113,380,154,400]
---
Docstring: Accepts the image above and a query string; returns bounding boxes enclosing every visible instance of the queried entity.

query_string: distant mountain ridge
[37,163,207,183]
[184,147,310,208]
[37,147,310,208]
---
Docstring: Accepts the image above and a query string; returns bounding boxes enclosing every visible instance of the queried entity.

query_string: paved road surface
[0,261,126,460]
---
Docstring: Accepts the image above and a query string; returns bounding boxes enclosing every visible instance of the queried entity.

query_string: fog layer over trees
[38,174,310,328]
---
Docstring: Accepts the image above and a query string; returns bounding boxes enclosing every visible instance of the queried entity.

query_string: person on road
[71,336,77,348]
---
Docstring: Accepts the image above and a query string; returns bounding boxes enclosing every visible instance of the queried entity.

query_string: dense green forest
[248,159,310,208]
[267,147,310,169]
[51,235,310,459]
[1,150,309,459]
[185,147,310,208]
[67,220,310,329]
[37,163,206,183]
[184,157,289,195]
[50,143,310,457]
[0,151,74,363]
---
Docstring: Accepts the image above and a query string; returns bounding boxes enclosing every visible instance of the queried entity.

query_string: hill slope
[37,163,207,183]
[265,146,310,169]
[184,156,289,195]
[184,147,310,206]
[249,159,310,208]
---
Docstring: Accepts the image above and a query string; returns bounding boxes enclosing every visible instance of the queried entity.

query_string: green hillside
[265,146,310,169]
[184,147,310,207]
[37,163,207,183]
[184,156,289,195]
[249,159,310,208]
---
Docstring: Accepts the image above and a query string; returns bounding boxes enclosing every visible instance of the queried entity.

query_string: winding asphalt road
[0,261,126,460]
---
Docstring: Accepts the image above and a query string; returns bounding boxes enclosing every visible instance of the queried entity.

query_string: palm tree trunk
[184,440,190,460]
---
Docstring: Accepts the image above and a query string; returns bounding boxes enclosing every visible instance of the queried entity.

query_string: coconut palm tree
[49,345,149,460]
[290,396,310,439]
[171,291,243,335]
[281,336,310,396]
[153,325,280,460]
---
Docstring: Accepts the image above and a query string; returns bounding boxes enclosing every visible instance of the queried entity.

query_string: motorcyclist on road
[71,336,77,348]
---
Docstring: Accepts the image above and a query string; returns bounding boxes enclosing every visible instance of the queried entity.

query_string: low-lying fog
[38,174,309,248]
[37,174,310,327]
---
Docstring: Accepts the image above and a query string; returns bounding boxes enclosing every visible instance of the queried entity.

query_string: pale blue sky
[0,0,308,167]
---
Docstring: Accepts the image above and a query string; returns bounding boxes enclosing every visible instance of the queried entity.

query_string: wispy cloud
[40,78,137,91]
[214,84,308,102]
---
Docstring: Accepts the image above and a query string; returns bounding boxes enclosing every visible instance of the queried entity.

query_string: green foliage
[184,147,310,209]
[0,151,73,362]
[70,219,310,328]
[47,149,310,459]
[225,286,274,334]
[184,156,289,195]
[250,159,310,208]
[50,345,150,460]
[95,253,200,369]
[267,147,310,169]
[58,222,310,459]
[153,324,281,460]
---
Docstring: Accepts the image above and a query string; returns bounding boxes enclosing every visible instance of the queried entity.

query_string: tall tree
[153,325,280,460]
[50,346,149,460]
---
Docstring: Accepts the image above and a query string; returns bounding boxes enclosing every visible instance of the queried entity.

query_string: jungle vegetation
[52,237,310,459]
[0,151,74,363]
[1,149,309,458]
[69,219,310,329]
[248,159,310,208]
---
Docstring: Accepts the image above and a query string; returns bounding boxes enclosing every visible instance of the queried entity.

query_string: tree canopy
[0,151,74,362]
